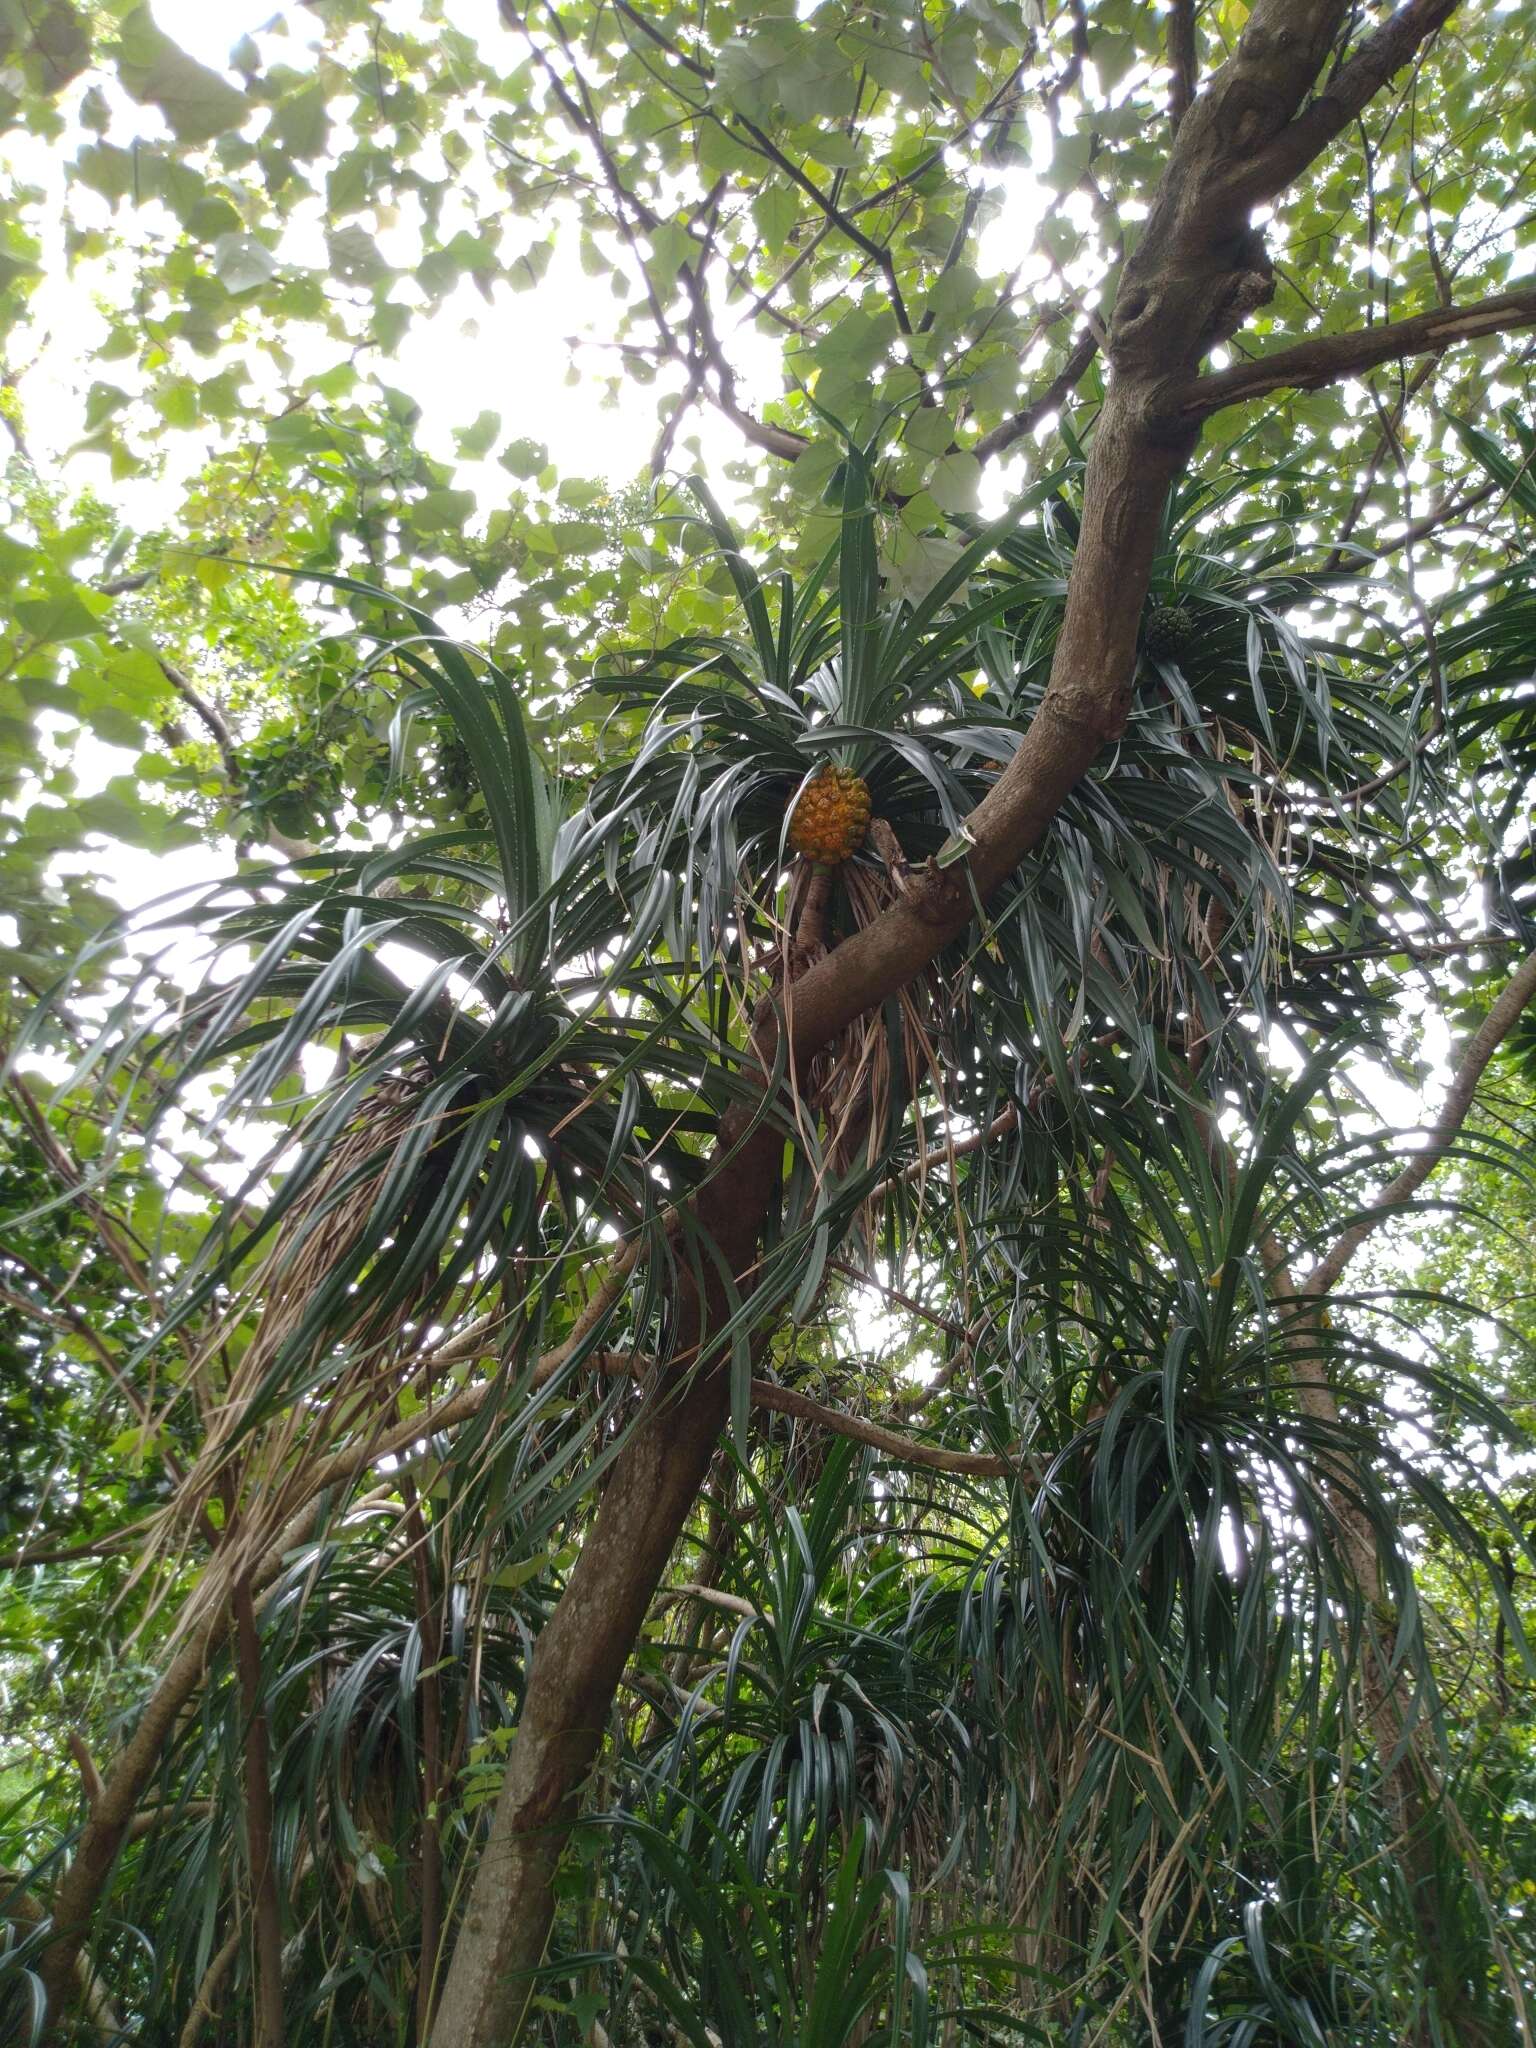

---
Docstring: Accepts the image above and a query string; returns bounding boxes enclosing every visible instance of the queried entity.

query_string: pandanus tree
[9,454,1536,2044]
[3,0,1536,2044]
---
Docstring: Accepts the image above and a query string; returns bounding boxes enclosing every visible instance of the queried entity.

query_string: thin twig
[973,327,1099,463]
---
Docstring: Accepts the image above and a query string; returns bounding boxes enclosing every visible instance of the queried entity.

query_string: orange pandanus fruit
[787,763,872,864]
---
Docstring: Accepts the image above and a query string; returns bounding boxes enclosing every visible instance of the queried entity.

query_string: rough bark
[1173,285,1536,421]
[427,1120,777,2044]
[429,5,1466,2042]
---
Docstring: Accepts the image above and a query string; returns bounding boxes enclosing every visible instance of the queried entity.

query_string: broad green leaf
[114,7,249,143]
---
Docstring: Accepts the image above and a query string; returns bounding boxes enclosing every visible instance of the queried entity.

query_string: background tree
[2,1,1536,2044]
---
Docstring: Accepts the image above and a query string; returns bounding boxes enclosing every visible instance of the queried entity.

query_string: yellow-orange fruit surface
[787,764,872,864]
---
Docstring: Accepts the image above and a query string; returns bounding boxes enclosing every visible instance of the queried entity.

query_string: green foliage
[1,2,1534,2044]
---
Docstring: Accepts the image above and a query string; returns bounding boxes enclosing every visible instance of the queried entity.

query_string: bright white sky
[21,0,743,501]
[9,0,779,922]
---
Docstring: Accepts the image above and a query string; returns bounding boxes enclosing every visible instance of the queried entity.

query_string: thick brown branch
[1247,0,1461,201]
[1305,948,1536,1296]
[1171,287,1536,421]
[749,1379,1017,1477]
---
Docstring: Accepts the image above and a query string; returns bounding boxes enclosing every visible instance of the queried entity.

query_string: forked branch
[1245,0,1461,201]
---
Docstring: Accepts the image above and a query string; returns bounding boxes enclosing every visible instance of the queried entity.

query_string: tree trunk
[429,1118,777,2044]
[234,1575,285,2048]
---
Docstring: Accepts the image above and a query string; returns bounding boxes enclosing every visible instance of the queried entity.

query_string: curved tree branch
[1171,286,1536,422]
[748,1378,1018,1477]
[430,7,1442,2042]
[1305,947,1536,1296]
[654,1582,757,1620]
